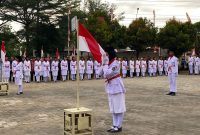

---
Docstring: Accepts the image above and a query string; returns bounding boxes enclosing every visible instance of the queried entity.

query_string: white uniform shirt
[141,60,147,72]
[158,60,164,71]
[167,56,178,74]
[42,61,50,77]
[188,57,194,66]
[4,61,10,72]
[23,60,31,76]
[51,61,59,72]
[152,60,157,72]
[194,57,200,66]
[94,60,101,71]
[34,60,42,72]
[70,60,77,74]
[61,60,68,70]
[148,60,154,73]
[86,60,94,74]
[12,60,18,77]
[135,60,141,72]
[164,60,168,71]
[129,60,135,72]
[122,60,128,70]
[79,60,85,74]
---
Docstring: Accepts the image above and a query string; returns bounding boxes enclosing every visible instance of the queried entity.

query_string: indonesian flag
[1,41,6,63]
[23,48,27,58]
[56,48,60,59]
[79,23,105,63]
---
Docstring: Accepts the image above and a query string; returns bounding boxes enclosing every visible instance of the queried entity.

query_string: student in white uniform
[164,57,168,76]
[158,56,164,76]
[86,57,94,80]
[152,57,157,77]
[141,57,147,77]
[4,56,10,82]
[61,57,68,81]
[194,55,199,75]
[148,58,153,77]
[34,57,42,82]
[40,57,44,81]
[42,57,50,82]
[79,57,85,80]
[122,58,128,78]
[102,47,126,133]
[12,57,18,82]
[15,56,24,95]
[51,57,59,82]
[166,51,178,96]
[70,57,77,81]
[94,60,101,79]
[23,57,31,83]
[135,58,141,77]
[129,57,135,78]
[188,55,194,75]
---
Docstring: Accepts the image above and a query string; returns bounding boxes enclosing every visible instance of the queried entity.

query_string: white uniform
[103,59,126,128]
[34,60,42,82]
[141,60,147,77]
[122,60,128,78]
[158,60,164,76]
[168,56,178,93]
[129,60,135,78]
[86,60,94,80]
[70,60,77,81]
[135,60,141,77]
[152,60,157,76]
[4,60,10,82]
[194,57,199,74]
[94,60,101,79]
[79,60,85,80]
[42,61,50,82]
[12,60,17,78]
[15,62,23,94]
[148,60,153,76]
[23,60,31,83]
[164,60,168,76]
[51,60,59,82]
[188,56,194,74]
[61,60,68,81]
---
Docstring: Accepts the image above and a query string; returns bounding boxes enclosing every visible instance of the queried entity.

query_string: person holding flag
[102,47,126,133]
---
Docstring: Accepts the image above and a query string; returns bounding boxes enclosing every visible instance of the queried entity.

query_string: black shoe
[166,92,172,95]
[16,93,21,95]
[20,92,23,94]
[171,92,176,96]
[107,126,115,132]
[109,127,121,133]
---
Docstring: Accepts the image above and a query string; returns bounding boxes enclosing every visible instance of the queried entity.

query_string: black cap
[105,47,116,61]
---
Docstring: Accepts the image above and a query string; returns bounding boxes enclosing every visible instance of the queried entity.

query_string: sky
[4,0,200,31]
[104,0,200,27]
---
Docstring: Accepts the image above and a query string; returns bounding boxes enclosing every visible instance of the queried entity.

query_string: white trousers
[136,72,140,77]
[130,72,134,78]
[62,75,67,81]
[36,75,40,82]
[159,71,163,76]
[53,76,57,82]
[168,73,177,92]
[189,65,193,74]
[141,72,145,77]
[87,74,92,80]
[112,113,124,128]
[24,75,30,82]
[80,74,84,80]
[71,74,76,81]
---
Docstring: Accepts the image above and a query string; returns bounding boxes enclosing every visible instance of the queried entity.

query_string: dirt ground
[0,75,200,135]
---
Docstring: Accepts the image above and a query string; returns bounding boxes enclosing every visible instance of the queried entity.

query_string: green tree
[126,17,157,57]
[194,22,200,54]
[157,19,197,57]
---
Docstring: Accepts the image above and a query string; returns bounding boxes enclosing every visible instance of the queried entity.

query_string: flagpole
[76,19,80,109]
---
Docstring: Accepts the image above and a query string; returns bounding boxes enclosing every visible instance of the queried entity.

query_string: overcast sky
[104,0,200,27]
[6,0,200,31]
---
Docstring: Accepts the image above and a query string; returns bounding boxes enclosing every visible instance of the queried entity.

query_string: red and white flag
[79,23,105,63]
[56,48,60,59]
[1,41,6,63]
[23,48,27,58]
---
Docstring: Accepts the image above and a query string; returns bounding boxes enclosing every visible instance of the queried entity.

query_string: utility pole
[136,8,139,20]
[153,10,155,27]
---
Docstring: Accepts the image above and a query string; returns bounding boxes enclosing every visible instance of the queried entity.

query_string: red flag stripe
[1,41,5,53]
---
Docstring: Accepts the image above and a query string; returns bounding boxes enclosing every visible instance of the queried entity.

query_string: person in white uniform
[14,56,24,95]
[42,57,50,82]
[70,57,77,81]
[152,57,157,77]
[135,58,141,77]
[141,57,147,77]
[12,57,18,82]
[3,56,10,82]
[194,55,199,75]
[79,57,85,80]
[158,56,164,76]
[164,57,168,76]
[94,60,101,79]
[166,51,178,96]
[51,57,59,82]
[122,58,128,78]
[61,57,68,81]
[148,58,153,77]
[102,47,126,133]
[23,57,31,83]
[34,57,42,82]
[188,55,194,75]
[129,57,135,78]
[86,57,94,80]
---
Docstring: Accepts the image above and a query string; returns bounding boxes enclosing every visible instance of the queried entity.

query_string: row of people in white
[120,59,169,77]
[188,56,200,75]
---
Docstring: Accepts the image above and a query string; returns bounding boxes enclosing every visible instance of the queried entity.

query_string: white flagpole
[76,19,80,109]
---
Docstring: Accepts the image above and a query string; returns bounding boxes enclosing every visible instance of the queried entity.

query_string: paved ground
[0,75,200,135]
